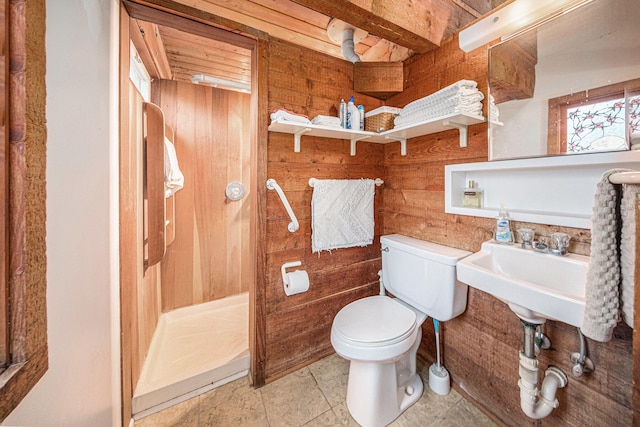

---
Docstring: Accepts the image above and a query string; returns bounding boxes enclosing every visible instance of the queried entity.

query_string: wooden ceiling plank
[189,0,346,57]
[137,20,173,78]
[359,38,412,63]
[131,19,162,79]
[287,0,441,52]
[159,25,253,57]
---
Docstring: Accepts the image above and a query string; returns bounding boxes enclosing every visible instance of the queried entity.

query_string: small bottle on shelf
[463,180,483,208]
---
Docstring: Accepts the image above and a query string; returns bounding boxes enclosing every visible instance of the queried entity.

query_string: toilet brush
[429,319,451,395]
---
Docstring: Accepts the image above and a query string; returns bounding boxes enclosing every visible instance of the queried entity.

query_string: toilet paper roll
[284,270,310,296]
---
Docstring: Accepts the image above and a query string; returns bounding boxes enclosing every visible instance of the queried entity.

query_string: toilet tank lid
[381,234,472,266]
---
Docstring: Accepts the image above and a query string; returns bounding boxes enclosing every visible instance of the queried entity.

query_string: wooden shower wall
[381,35,633,426]
[152,79,252,311]
[263,38,386,380]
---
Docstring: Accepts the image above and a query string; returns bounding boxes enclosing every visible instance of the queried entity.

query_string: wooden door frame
[119,1,268,423]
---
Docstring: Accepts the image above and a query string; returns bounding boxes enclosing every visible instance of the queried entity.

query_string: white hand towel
[164,136,184,197]
[311,179,375,253]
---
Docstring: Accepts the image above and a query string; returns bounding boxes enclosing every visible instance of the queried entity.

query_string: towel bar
[308,177,384,187]
[609,171,640,184]
[266,178,299,232]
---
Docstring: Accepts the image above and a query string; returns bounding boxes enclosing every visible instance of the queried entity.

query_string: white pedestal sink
[456,240,590,327]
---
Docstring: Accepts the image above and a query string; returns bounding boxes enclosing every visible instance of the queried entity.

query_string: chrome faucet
[516,228,535,249]
[532,237,549,253]
[549,232,571,256]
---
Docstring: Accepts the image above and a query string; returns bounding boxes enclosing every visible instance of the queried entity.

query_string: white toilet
[331,234,471,427]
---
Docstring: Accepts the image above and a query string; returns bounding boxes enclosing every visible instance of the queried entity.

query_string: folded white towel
[311,115,341,127]
[164,136,184,197]
[489,95,500,122]
[270,109,311,125]
[311,179,375,253]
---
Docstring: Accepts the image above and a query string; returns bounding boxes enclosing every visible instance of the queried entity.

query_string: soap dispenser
[463,180,483,208]
[495,210,513,244]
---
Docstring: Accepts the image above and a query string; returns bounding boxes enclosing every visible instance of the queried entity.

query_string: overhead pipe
[341,28,361,63]
[518,321,568,419]
[326,19,367,64]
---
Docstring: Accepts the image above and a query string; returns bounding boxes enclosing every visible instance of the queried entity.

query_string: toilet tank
[381,234,472,321]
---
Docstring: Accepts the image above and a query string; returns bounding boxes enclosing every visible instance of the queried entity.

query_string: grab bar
[266,178,299,232]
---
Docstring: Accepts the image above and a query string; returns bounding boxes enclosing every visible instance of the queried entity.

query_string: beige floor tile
[302,408,344,427]
[260,367,331,427]
[198,376,268,427]
[307,353,350,407]
[133,397,199,427]
[133,354,498,427]
[331,403,360,427]
[389,365,463,427]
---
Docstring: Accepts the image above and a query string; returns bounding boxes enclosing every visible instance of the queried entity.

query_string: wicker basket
[364,107,402,132]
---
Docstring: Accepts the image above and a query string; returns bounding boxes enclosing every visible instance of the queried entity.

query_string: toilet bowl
[331,234,471,427]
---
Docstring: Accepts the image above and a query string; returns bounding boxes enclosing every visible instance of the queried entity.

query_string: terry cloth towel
[311,115,341,127]
[620,179,639,327]
[311,179,375,253]
[581,169,637,341]
[164,136,184,197]
[270,108,311,125]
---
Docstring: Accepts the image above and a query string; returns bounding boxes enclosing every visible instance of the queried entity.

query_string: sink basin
[456,241,590,327]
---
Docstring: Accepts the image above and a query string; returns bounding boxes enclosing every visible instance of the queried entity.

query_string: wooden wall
[153,79,252,311]
[263,38,386,380]
[383,34,633,426]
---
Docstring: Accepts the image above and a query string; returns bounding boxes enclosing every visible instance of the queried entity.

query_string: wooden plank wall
[263,38,386,380]
[153,79,252,311]
[383,34,633,426]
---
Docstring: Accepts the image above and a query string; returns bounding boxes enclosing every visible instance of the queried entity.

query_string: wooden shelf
[268,112,486,156]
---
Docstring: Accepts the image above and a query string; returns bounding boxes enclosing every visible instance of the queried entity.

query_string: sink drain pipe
[518,321,568,419]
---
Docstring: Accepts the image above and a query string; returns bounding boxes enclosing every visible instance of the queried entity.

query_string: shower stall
[129,77,254,417]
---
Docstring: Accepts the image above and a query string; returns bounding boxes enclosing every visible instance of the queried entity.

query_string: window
[547,78,640,155]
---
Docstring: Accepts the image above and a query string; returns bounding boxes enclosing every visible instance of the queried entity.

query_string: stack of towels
[394,80,484,128]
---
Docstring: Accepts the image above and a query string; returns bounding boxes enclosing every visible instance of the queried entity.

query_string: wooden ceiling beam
[287,0,454,52]
[136,20,173,79]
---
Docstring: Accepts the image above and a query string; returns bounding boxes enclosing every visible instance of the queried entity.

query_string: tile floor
[134,353,498,427]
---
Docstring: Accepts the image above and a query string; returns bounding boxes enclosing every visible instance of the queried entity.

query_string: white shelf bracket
[350,136,370,156]
[442,120,469,148]
[294,127,312,152]
[384,136,407,156]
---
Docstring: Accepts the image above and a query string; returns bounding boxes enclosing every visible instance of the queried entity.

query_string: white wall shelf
[268,113,486,156]
[445,151,640,229]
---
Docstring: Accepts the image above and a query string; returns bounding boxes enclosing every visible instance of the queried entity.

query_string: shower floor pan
[132,293,250,417]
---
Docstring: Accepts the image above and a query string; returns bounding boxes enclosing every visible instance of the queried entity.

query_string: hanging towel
[311,179,375,253]
[620,181,639,327]
[164,136,184,197]
[581,169,636,341]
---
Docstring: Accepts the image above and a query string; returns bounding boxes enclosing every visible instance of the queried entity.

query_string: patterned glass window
[565,95,639,152]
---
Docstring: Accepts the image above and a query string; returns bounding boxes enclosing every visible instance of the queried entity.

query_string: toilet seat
[332,296,419,361]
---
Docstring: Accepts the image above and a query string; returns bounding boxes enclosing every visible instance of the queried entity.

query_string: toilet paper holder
[281,261,309,296]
